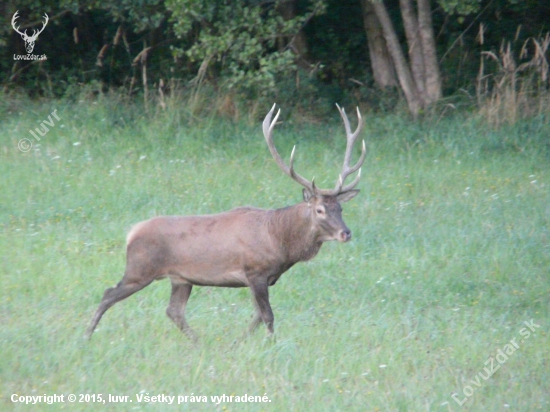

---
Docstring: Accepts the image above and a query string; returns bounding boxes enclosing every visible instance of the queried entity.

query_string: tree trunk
[277,0,311,70]
[417,0,441,102]
[360,0,397,87]
[370,0,423,116]
[399,0,426,104]
[367,0,443,116]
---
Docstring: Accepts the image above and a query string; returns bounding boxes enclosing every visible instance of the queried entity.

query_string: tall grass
[1,94,549,411]
[477,27,550,126]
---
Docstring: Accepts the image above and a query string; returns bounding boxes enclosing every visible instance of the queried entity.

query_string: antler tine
[328,140,366,193]
[11,11,26,36]
[340,166,362,193]
[262,103,279,138]
[263,104,313,191]
[335,103,352,140]
[344,138,367,179]
[337,104,364,168]
[34,13,49,37]
[336,104,363,141]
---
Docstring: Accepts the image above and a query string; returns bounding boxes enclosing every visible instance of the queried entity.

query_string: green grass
[1,94,549,411]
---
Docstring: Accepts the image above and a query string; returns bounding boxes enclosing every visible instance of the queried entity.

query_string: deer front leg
[166,281,197,343]
[248,300,262,333]
[248,278,274,335]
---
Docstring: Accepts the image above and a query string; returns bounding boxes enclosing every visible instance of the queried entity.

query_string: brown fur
[86,193,356,340]
[87,103,365,341]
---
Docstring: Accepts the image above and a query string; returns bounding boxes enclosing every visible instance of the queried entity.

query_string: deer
[11,11,49,54]
[86,104,366,341]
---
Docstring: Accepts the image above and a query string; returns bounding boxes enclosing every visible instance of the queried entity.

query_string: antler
[11,11,25,37]
[331,103,367,194]
[263,104,316,192]
[30,13,49,40]
[11,11,48,40]
[262,104,366,197]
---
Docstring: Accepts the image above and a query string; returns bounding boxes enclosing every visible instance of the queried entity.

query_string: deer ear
[303,188,316,203]
[336,190,359,203]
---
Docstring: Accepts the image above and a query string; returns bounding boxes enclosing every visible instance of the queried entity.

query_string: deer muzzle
[338,228,352,242]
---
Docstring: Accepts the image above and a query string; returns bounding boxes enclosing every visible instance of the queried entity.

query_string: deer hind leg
[86,278,152,339]
[166,281,197,342]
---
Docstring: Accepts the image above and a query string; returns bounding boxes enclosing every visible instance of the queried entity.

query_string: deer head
[12,11,49,54]
[263,104,366,242]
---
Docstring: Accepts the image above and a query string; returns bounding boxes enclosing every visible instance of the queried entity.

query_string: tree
[165,0,325,96]
[360,0,397,88]
[277,0,312,70]
[363,0,441,116]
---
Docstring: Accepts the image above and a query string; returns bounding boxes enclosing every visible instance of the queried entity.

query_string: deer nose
[339,229,352,242]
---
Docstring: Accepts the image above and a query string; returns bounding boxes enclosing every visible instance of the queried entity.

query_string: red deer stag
[86,104,365,341]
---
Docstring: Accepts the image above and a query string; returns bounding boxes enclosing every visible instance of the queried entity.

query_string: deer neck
[269,203,323,264]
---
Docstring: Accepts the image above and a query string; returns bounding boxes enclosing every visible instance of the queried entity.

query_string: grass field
[1,94,549,411]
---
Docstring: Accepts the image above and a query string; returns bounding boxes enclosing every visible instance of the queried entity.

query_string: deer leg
[86,279,151,339]
[249,279,274,335]
[166,282,197,342]
[248,300,262,333]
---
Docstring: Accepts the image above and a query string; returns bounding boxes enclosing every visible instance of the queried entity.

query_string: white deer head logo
[12,11,49,54]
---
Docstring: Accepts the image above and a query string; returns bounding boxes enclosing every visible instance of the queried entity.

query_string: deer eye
[316,208,324,215]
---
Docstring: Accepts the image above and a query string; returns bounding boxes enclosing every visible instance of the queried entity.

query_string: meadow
[1,94,549,411]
